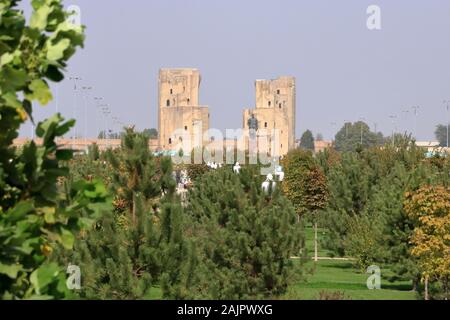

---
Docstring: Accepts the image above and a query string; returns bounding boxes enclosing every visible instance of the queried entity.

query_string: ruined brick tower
[243,76,296,156]
[158,68,210,151]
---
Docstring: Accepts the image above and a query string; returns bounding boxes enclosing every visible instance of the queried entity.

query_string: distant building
[158,68,210,151]
[314,140,332,153]
[415,141,440,152]
[12,138,159,152]
[243,77,296,156]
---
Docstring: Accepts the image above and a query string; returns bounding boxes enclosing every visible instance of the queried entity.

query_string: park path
[291,256,356,261]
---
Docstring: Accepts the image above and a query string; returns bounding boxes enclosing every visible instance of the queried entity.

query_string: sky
[18,0,450,141]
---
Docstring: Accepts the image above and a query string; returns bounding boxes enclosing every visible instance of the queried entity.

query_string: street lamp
[94,97,104,138]
[101,106,111,147]
[81,86,92,147]
[411,106,420,140]
[443,100,450,149]
[389,115,397,147]
[69,76,82,140]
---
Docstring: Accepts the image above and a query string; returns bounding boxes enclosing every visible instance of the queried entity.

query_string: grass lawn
[286,259,418,300]
[290,225,419,300]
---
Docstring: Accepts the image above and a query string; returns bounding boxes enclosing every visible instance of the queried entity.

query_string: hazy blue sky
[19,0,450,141]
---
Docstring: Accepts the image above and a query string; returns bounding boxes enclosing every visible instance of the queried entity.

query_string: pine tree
[299,130,315,151]
[320,152,373,256]
[62,129,192,299]
[158,157,197,299]
[184,166,304,299]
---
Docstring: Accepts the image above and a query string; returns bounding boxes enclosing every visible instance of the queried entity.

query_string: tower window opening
[169,138,172,145]
[166,100,170,107]
[279,103,282,109]
[187,98,190,104]
[170,89,173,94]
[265,122,268,128]
[277,89,280,94]
[268,101,271,107]
[185,126,188,131]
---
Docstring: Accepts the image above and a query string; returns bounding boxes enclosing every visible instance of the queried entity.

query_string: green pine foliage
[61,129,193,299]
[320,152,372,256]
[299,130,315,151]
[184,166,304,299]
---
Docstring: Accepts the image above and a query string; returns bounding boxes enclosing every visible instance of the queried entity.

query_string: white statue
[262,174,276,193]
[233,162,241,174]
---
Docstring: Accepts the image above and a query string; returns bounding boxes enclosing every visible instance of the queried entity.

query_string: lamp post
[69,76,82,140]
[102,106,111,148]
[401,109,410,136]
[94,97,104,138]
[81,86,92,148]
[444,100,449,149]
[411,106,420,140]
[389,115,397,147]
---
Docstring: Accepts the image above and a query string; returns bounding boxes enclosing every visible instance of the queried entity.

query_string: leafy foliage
[0,0,107,299]
[281,149,328,218]
[405,185,450,299]
[434,124,449,147]
[334,121,383,152]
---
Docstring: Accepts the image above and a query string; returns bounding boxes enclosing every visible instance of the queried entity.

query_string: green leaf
[59,228,75,250]
[42,207,56,224]
[30,263,60,295]
[7,201,34,223]
[44,65,64,82]
[0,263,23,279]
[27,79,53,105]
[30,4,52,30]
[55,119,76,137]
[0,52,14,67]
[1,65,28,91]
[46,38,70,61]
[56,149,73,161]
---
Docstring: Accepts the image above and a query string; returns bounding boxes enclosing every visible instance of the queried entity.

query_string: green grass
[303,225,333,257]
[290,225,419,300]
[286,260,418,300]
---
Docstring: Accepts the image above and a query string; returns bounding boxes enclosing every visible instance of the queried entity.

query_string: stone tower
[158,68,209,151]
[243,76,296,156]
